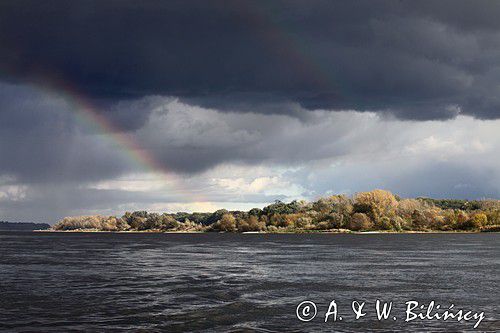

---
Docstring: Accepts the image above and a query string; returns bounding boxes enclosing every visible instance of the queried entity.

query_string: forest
[52,190,500,233]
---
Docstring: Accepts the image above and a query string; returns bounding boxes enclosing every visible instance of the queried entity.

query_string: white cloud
[211,175,305,198]
[86,173,167,192]
[0,185,28,202]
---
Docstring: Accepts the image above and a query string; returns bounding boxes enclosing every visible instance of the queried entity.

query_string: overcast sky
[1,1,499,223]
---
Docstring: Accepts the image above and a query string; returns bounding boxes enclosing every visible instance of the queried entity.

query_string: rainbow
[31,76,209,208]
[1,4,333,213]
[237,1,337,98]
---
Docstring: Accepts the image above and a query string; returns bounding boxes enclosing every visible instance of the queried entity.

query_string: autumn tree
[246,215,266,231]
[354,190,397,225]
[215,213,237,232]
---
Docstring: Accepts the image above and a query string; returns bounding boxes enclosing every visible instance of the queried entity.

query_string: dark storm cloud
[1,0,500,120]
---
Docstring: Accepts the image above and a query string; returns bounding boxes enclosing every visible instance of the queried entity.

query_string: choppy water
[0,232,498,332]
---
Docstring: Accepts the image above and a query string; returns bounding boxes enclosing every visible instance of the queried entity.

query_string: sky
[0,0,499,223]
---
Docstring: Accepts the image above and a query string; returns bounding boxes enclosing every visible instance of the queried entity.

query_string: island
[49,190,500,233]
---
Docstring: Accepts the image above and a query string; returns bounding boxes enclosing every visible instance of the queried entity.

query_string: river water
[0,232,498,332]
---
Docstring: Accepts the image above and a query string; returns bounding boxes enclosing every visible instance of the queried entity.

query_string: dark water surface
[0,232,498,332]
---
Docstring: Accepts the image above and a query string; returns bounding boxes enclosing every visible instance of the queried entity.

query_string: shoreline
[33,229,491,234]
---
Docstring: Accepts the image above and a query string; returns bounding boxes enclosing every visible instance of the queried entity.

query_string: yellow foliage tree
[354,189,398,224]
[217,214,237,232]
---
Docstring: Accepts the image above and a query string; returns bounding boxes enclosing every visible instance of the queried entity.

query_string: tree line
[52,190,500,233]
[0,221,51,231]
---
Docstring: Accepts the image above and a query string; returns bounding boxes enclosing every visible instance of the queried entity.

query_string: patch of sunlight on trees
[52,190,500,233]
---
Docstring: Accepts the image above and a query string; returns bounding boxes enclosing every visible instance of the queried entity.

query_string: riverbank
[34,229,490,234]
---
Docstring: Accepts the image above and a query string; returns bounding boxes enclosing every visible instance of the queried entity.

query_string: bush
[174,218,204,231]
[389,216,404,231]
[266,225,278,232]
[471,213,488,227]
[347,213,374,231]
[459,213,486,230]
[315,221,331,230]
[481,225,500,232]
[294,216,312,229]
[378,216,392,230]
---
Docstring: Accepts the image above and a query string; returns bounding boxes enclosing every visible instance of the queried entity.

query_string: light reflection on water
[0,232,498,332]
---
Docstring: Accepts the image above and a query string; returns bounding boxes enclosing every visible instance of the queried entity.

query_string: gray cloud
[0,82,135,183]
[134,98,500,175]
[297,160,500,201]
